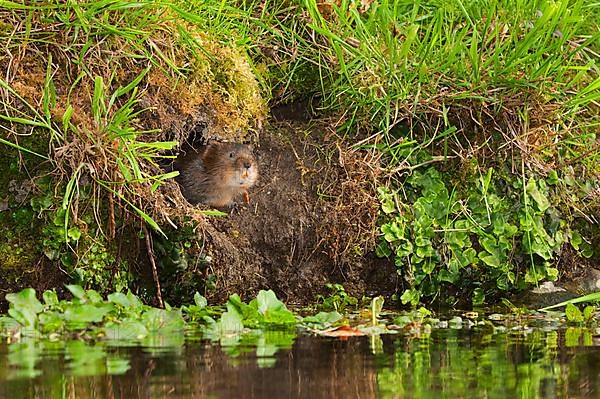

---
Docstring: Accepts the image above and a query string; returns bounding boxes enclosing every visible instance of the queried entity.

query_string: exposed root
[144,225,164,309]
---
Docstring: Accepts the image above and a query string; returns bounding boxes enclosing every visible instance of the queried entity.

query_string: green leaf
[8,308,38,329]
[578,239,593,258]
[546,170,559,185]
[583,306,595,322]
[439,268,459,283]
[38,311,65,333]
[194,292,207,308]
[66,285,87,301]
[525,177,550,212]
[375,241,392,257]
[256,290,284,314]
[546,267,559,281]
[220,310,244,334]
[42,290,59,306]
[301,311,342,328]
[446,230,468,247]
[255,290,296,324]
[417,307,432,318]
[226,294,260,328]
[85,290,103,304]
[142,308,185,332]
[108,292,132,307]
[472,288,485,306]
[525,268,543,284]
[400,288,420,306]
[67,227,82,241]
[381,222,404,242]
[570,230,582,250]
[397,241,413,257]
[565,303,583,323]
[6,288,43,314]
[64,304,113,324]
[479,252,501,268]
[479,237,498,255]
[378,186,397,214]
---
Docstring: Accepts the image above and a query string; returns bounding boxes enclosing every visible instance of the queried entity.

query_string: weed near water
[377,165,595,305]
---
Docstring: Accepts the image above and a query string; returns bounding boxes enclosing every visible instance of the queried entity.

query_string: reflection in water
[1,328,599,399]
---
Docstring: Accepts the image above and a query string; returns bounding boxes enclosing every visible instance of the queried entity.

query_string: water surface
[2,321,599,399]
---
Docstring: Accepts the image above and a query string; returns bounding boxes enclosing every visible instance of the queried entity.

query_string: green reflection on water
[1,321,599,398]
[376,327,599,399]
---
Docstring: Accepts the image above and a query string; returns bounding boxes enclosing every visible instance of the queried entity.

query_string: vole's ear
[204,140,222,150]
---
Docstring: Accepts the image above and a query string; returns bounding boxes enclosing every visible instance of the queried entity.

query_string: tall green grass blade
[42,54,55,123]
[540,292,600,311]
[151,171,179,192]
[109,67,150,110]
[62,104,73,133]
[0,138,48,159]
[92,76,105,124]
[62,165,85,243]
[0,78,52,130]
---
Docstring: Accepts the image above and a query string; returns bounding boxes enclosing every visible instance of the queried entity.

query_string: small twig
[108,193,115,239]
[387,155,457,175]
[143,225,164,308]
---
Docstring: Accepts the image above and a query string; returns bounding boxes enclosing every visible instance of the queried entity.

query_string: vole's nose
[243,161,252,169]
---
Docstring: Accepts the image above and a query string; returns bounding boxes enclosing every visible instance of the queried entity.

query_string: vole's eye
[229,152,234,158]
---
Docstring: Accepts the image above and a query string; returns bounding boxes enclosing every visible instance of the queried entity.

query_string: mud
[0,260,67,313]
[199,121,397,303]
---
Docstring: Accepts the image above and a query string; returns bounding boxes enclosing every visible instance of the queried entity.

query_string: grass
[235,0,598,212]
[305,1,598,114]
[230,0,598,171]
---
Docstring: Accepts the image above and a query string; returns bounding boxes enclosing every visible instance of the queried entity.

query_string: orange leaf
[320,325,365,338]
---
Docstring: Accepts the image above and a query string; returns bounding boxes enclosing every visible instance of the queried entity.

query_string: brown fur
[174,142,258,208]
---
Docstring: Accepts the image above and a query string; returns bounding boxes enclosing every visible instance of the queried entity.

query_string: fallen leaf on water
[319,325,366,338]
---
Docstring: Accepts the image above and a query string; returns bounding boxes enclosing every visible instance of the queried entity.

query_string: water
[1,324,599,399]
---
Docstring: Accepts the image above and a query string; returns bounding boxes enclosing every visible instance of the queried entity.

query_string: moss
[0,241,37,272]
[0,138,49,274]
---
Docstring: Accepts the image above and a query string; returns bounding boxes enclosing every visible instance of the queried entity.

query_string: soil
[200,119,398,304]
[0,111,398,311]
[0,260,68,313]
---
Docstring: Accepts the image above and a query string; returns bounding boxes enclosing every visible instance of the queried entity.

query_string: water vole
[174,142,258,208]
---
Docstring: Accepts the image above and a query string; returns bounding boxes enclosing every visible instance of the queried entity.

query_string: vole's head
[205,142,258,188]
[230,146,258,188]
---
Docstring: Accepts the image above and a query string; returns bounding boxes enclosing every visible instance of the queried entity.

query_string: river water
[1,321,599,399]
